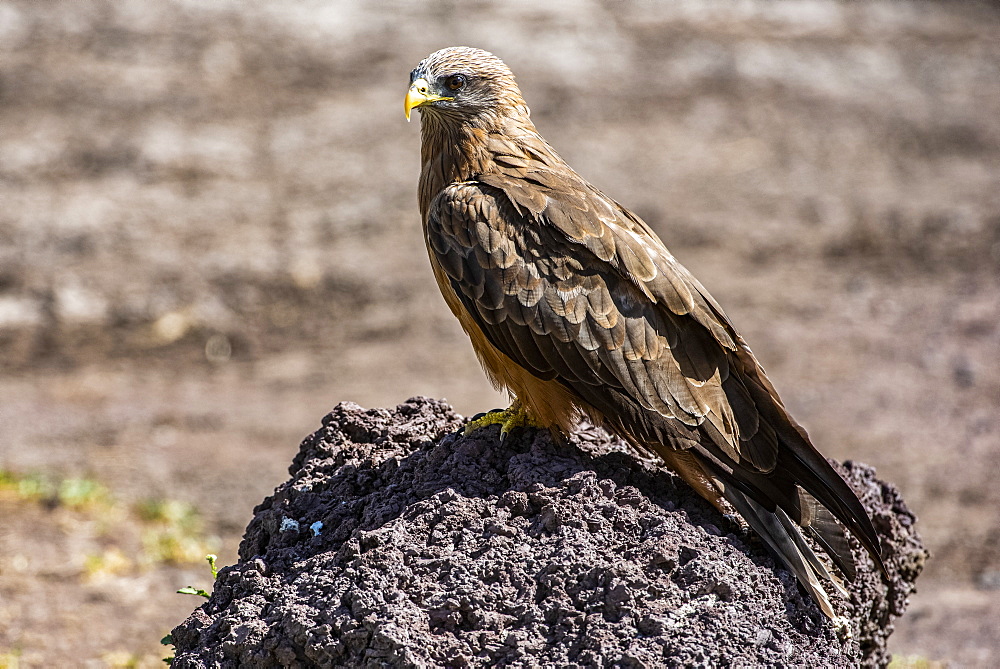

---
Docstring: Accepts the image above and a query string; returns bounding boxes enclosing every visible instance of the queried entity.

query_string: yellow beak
[404,78,453,121]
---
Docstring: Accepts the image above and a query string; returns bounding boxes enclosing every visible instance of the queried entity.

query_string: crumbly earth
[170,398,926,668]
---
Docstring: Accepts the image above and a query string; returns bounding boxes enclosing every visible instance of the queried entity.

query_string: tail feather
[777,436,884,570]
[702,405,887,584]
[721,484,843,617]
[729,348,887,575]
[800,491,858,582]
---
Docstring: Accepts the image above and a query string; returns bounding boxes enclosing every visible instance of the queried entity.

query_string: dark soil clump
[170,397,926,668]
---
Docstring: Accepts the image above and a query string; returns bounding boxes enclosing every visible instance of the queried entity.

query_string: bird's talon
[463,401,540,439]
[469,408,506,423]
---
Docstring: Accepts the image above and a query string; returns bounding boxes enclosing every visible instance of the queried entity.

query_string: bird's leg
[463,399,542,443]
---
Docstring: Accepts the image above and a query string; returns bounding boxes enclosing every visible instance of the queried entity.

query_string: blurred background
[0,0,997,666]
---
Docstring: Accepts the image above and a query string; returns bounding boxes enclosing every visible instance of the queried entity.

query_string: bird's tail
[716,481,850,618]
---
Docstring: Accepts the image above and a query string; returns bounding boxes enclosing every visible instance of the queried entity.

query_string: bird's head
[405,47,527,124]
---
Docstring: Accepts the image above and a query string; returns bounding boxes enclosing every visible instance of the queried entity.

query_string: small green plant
[160,634,174,665]
[163,554,220,664]
[177,554,218,599]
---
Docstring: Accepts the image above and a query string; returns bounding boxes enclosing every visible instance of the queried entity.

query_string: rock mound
[170,397,926,668]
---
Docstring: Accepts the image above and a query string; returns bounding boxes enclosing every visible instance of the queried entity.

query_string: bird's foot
[463,400,541,443]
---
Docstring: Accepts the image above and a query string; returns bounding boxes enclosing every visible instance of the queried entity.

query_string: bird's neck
[417,110,541,218]
[418,122,487,215]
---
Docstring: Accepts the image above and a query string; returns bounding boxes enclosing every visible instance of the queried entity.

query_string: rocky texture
[170,397,926,668]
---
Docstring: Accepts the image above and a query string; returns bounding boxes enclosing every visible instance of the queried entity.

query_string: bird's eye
[445,74,466,91]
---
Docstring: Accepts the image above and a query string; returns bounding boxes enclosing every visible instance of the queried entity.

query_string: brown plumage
[405,46,886,617]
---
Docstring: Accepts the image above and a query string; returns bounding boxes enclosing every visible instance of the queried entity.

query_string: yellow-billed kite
[405,46,886,617]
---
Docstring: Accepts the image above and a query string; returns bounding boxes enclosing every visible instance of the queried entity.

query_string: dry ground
[0,1,997,666]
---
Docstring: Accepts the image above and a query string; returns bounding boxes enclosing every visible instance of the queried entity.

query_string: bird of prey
[404,46,886,617]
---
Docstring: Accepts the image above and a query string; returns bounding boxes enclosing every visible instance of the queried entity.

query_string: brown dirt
[0,1,998,666]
